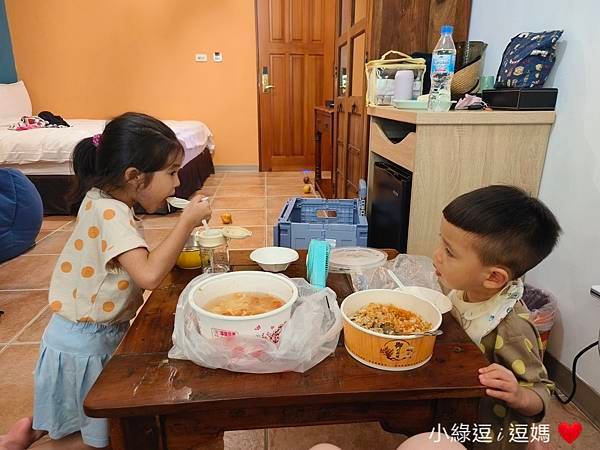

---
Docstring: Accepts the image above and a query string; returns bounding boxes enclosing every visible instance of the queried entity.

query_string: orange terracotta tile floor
[0,172,598,449]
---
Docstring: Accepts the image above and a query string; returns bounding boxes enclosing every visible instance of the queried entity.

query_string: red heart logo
[558,421,582,444]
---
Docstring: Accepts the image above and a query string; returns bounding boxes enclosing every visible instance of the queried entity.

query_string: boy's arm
[480,313,553,420]
[479,363,545,416]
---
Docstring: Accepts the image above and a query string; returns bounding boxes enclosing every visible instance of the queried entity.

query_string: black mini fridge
[368,161,412,253]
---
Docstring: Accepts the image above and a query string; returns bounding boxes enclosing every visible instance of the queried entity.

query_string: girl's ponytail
[69,137,98,209]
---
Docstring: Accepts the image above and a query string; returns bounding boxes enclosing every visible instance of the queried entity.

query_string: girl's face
[135,152,182,213]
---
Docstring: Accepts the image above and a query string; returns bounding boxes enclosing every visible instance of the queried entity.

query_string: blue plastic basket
[273,183,368,249]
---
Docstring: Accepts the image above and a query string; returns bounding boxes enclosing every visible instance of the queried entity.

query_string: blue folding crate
[273,194,368,249]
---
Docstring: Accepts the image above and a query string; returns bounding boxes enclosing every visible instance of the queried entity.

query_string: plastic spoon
[167,196,209,209]
[399,329,444,337]
[386,268,406,290]
[202,219,209,232]
[167,197,190,209]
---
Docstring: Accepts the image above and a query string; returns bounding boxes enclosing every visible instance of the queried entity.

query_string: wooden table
[85,250,487,450]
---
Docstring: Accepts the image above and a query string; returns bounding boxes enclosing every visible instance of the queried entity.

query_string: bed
[0,119,215,214]
[0,82,215,215]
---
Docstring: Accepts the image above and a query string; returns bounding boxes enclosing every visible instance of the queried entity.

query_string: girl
[1,112,212,450]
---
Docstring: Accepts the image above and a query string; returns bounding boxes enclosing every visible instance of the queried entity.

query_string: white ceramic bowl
[250,247,299,272]
[188,271,298,343]
[397,286,452,314]
[341,289,442,371]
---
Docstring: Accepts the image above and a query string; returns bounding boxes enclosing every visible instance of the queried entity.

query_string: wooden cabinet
[314,106,334,198]
[333,0,472,198]
[366,106,556,257]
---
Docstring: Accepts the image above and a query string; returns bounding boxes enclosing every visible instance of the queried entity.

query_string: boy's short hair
[443,185,561,278]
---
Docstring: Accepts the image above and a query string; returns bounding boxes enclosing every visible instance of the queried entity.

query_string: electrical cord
[554,337,600,404]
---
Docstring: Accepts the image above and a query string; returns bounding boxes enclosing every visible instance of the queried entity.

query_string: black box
[482,88,558,111]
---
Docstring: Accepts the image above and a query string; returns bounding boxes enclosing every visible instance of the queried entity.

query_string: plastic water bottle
[428,25,456,112]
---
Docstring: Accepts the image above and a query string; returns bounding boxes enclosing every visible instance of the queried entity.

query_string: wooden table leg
[434,397,479,430]
[165,432,224,450]
[109,416,163,450]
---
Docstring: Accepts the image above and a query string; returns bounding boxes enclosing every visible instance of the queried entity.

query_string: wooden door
[257,0,335,172]
[333,0,369,198]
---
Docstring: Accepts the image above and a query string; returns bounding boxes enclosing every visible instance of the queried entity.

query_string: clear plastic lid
[328,247,388,273]
[221,226,252,239]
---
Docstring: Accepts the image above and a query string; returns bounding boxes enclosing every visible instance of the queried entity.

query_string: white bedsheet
[0,118,214,165]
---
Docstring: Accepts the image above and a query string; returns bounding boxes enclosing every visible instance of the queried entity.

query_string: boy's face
[433,218,494,291]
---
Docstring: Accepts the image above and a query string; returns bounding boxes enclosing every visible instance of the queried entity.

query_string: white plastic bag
[168,275,343,373]
[350,254,442,292]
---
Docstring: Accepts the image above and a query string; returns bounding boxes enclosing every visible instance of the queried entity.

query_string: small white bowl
[397,286,453,314]
[250,247,299,272]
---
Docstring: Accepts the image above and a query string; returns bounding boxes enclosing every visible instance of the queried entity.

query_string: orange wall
[6,0,259,167]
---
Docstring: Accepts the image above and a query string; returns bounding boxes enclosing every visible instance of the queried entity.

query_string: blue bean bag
[0,169,43,263]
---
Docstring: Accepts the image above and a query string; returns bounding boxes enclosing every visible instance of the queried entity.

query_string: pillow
[0,81,32,119]
[0,168,43,263]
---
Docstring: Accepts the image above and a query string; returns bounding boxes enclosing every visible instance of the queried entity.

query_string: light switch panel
[195,53,208,62]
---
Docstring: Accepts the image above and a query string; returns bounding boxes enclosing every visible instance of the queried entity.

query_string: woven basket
[451,58,482,96]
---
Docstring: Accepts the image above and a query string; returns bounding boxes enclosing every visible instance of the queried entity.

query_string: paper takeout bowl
[341,289,442,371]
[188,271,298,343]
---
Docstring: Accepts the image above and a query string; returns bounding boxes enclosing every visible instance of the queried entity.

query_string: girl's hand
[180,196,212,228]
[479,363,526,409]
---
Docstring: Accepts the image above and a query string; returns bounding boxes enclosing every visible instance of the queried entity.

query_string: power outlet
[591,285,600,300]
[213,52,223,62]
[195,53,208,62]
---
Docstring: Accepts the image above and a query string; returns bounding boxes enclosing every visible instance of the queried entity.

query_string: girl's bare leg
[0,417,45,450]
[0,417,109,450]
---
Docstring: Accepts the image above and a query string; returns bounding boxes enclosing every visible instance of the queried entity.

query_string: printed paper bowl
[188,271,298,344]
[341,289,442,371]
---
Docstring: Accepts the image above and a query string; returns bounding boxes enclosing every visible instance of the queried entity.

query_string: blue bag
[496,30,563,88]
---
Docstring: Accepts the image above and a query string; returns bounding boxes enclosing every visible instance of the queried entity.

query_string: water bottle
[428,25,456,112]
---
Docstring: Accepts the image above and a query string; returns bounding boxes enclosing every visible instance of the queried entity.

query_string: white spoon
[167,196,209,209]
[386,268,406,290]
[167,197,190,209]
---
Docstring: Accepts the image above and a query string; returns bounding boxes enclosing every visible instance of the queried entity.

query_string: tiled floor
[1,171,599,449]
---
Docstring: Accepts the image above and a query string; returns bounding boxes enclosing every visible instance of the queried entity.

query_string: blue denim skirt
[32,314,128,448]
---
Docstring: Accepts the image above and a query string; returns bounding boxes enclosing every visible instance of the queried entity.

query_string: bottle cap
[196,229,226,248]
[441,25,453,34]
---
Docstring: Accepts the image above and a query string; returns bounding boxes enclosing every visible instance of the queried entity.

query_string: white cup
[393,70,415,101]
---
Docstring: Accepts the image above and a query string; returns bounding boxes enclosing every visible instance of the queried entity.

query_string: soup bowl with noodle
[188,271,298,344]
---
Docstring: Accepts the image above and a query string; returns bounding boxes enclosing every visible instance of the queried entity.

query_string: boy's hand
[180,196,212,228]
[479,363,526,409]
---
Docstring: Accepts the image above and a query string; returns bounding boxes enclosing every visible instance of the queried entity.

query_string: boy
[433,185,561,449]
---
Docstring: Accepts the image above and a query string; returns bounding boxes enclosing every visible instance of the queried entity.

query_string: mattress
[2,144,205,175]
[0,118,214,166]
[26,147,215,215]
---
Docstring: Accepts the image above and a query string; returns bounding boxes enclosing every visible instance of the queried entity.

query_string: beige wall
[6,0,259,166]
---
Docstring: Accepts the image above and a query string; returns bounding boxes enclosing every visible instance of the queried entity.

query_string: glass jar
[197,229,230,273]
[176,232,202,269]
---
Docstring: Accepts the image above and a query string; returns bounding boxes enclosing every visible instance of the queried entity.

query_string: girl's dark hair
[443,185,562,278]
[69,112,183,205]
